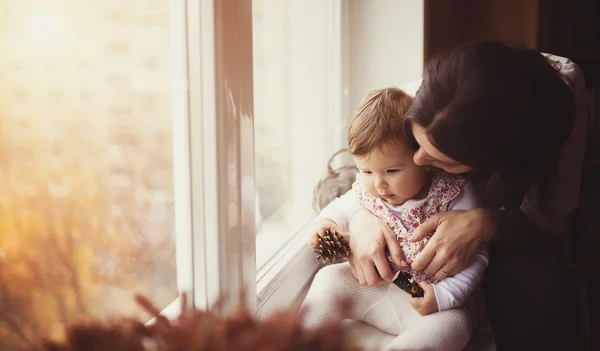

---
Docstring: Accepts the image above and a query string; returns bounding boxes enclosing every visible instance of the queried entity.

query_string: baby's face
[353,142,429,206]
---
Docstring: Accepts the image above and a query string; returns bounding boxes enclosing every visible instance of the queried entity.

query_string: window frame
[168,0,257,315]
[187,0,257,311]
[165,0,350,318]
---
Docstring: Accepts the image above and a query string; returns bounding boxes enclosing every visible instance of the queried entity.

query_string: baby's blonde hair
[348,87,413,157]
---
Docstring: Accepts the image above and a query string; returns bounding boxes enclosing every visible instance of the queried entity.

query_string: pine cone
[313,229,350,265]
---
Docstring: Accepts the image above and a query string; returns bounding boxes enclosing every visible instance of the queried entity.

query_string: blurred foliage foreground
[34,294,357,351]
[0,186,357,351]
[0,177,176,350]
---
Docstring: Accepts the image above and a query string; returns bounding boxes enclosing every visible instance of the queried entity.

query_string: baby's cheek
[409,175,427,193]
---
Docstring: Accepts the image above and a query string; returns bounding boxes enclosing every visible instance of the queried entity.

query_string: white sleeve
[316,188,362,234]
[433,247,489,311]
[447,181,481,211]
[433,180,490,311]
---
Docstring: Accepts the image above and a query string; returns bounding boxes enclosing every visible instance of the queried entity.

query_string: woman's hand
[409,208,496,280]
[348,209,409,286]
[408,281,438,316]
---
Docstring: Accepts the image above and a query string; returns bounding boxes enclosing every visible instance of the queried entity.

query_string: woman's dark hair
[405,41,576,206]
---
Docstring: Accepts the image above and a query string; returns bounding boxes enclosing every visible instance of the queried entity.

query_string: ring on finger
[439,266,450,277]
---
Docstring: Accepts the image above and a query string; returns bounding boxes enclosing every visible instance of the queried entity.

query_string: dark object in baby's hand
[393,271,424,298]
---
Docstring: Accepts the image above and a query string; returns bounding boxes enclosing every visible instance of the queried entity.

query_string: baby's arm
[315,185,362,234]
[432,182,490,311]
[433,247,489,311]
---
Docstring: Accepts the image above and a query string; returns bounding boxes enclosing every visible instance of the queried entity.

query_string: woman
[347,41,587,350]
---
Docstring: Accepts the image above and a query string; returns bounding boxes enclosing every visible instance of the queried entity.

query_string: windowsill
[255,217,312,270]
[256,216,312,274]
[150,294,181,323]
[256,218,321,318]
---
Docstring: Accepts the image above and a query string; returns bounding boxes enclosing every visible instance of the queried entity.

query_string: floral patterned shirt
[353,172,466,284]
[317,170,489,312]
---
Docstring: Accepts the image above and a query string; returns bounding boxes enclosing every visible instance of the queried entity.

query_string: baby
[301,88,489,350]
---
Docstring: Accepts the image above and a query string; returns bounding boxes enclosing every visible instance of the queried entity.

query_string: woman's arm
[491,208,531,251]
[410,181,495,277]
[348,210,409,286]
[483,171,562,253]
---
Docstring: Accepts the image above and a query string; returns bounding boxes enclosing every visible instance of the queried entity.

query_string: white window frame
[163,0,257,316]
[163,0,349,318]
[187,0,258,311]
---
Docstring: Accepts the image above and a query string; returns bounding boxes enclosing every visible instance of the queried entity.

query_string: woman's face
[411,124,474,174]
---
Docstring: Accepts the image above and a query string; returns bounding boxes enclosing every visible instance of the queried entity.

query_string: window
[0,1,179,347]
[1,0,423,345]
[251,0,349,315]
[252,0,347,272]
[250,0,424,316]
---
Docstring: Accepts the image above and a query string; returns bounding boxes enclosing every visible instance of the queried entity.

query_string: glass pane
[253,0,342,269]
[0,0,178,346]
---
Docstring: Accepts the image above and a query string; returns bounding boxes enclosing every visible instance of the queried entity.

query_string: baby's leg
[382,304,473,351]
[301,262,390,328]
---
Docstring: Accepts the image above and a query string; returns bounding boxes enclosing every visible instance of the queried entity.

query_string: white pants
[301,263,473,351]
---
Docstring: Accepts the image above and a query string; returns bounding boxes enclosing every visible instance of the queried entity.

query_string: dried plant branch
[32,293,360,351]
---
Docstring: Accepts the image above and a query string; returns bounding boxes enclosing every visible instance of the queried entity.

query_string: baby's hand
[407,281,439,316]
[308,219,339,248]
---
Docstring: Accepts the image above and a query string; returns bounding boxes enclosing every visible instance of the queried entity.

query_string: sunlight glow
[25,9,61,42]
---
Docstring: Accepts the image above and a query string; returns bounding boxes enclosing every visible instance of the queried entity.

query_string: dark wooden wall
[424,0,539,61]
[538,0,600,86]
